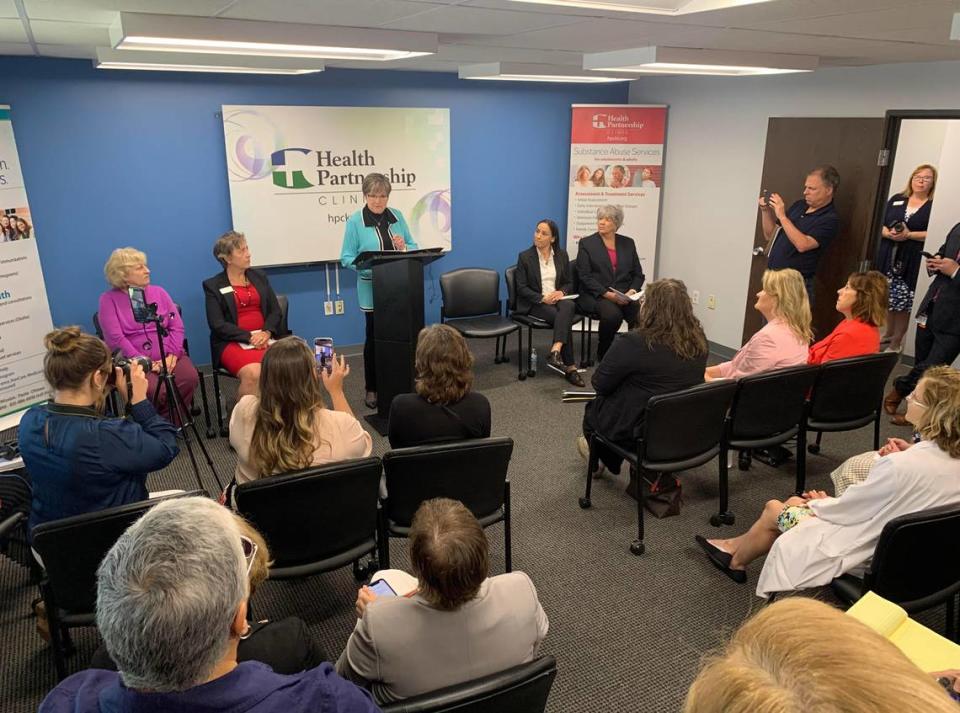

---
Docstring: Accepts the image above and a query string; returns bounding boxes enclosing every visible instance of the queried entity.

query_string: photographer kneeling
[20,327,180,538]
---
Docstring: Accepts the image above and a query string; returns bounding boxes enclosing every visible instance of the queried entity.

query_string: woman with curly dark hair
[387,324,491,448]
[578,278,708,477]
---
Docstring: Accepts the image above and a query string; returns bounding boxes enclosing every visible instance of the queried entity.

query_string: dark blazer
[203,267,283,366]
[584,331,706,445]
[917,222,960,336]
[575,232,645,314]
[514,245,574,315]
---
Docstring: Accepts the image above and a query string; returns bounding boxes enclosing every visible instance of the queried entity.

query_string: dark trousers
[894,303,960,396]
[596,299,640,360]
[529,300,576,366]
[364,311,376,392]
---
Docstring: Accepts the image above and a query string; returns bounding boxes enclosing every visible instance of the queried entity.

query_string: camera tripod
[143,307,222,495]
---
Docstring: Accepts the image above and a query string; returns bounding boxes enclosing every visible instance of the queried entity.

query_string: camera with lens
[889,220,908,234]
[107,352,152,385]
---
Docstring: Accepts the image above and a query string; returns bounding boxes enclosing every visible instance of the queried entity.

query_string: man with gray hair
[39,496,379,713]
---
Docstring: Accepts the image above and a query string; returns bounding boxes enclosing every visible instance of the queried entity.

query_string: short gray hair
[96,497,248,692]
[597,204,624,230]
[362,172,392,197]
[213,230,246,268]
[810,164,840,192]
[104,247,147,289]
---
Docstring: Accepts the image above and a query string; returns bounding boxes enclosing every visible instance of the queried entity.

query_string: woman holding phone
[340,173,418,410]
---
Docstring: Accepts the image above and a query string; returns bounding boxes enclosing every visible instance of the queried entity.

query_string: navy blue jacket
[21,400,179,535]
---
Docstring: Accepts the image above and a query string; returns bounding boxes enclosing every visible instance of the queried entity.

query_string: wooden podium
[354,248,444,434]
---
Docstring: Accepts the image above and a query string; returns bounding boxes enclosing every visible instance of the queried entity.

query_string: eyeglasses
[914,176,934,182]
[239,535,258,575]
[905,393,928,409]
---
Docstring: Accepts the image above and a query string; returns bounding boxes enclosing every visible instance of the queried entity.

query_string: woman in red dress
[203,231,284,398]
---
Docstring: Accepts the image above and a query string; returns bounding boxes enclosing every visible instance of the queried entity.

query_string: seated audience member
[575,204,645,361]
[388,325,491,448]
[98,247,199,421]
[579,278,707,475]
[808,270,887,365]
[695,365,960,594]
[514,218,584,386]
[90,511,322,675]
[20,327,179,536]
[683,597,958,713]
[705,268,811,381]
[39,496,378,713]
[336,498,548,704]
[229,337,371,487]
[203,231,283,399]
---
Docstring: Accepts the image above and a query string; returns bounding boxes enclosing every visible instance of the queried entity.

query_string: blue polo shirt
[767,200,839,278]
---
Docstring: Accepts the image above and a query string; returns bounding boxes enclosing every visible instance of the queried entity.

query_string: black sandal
[694,535,746,584]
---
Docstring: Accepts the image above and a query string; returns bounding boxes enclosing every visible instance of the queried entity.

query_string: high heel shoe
[883,387,904,416]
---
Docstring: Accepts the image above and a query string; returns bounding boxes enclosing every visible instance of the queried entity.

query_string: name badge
[893,200,904,206]
[219,286,234,295]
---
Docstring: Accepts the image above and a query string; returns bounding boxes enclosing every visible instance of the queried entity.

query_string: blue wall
[0,57,628,361]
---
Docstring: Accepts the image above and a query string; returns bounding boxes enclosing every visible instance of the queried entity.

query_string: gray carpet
[0,335,940,712]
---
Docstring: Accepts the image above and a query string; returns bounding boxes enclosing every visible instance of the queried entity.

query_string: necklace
[234,283,253,308]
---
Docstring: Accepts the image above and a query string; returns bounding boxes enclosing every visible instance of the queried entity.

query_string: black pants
[364,311,376,392]
[894,303,960,396]
[596,299,640,360]
[529,300,576,366]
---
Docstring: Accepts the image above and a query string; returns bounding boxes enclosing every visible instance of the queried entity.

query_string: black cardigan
[575,232,645,314]
[203,268,283,366]
[514,245,574,315]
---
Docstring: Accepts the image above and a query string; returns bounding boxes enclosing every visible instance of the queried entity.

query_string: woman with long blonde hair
[706,268,811,381]
[695,365,960,593]
[229,337,371,485]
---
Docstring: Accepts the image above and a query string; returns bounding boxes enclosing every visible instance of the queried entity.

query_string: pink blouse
[716,318,809,380]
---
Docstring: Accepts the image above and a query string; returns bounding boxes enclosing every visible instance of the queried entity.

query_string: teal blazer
[340,208,417,310]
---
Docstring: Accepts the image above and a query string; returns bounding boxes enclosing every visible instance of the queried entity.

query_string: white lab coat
[757,440,960,598]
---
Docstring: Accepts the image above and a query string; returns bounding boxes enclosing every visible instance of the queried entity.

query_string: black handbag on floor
[642,473,683,519]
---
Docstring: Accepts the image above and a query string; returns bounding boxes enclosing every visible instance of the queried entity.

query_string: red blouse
[808,318,880,365]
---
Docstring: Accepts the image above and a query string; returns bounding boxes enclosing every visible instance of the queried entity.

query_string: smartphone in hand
[314,337,334,374]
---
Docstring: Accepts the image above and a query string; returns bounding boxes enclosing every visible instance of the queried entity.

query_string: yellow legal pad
[847,591,960,672]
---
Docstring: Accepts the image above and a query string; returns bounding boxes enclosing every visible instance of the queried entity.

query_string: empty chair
[381,438,513,571]
[439,268,520,374]
[579,380,738,555]
[831,503,960,639]
[233,457,382,585]
[380,655,557,713]
[31,492,195,680]
[714,364,819,526]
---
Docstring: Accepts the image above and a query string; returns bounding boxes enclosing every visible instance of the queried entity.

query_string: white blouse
[538,249,556,297]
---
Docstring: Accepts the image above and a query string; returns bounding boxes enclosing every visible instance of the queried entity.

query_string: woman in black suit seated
[578,278,708,476]
[515,219,584,387]
[575,204,645,361]
[203,230,283,399]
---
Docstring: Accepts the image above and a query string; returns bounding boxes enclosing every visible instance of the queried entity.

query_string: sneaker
[576,436,606,476]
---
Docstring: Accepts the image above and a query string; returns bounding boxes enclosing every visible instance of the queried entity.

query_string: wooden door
[742,118,885,344]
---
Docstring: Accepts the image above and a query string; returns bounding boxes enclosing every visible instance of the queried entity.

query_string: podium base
[364,413,390,437]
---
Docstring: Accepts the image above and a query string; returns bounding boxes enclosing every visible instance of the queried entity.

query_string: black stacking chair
[233,457,383,587]
[801,352,899,477]
[714,365,819,526]
[31,492,196,680]
[439,269,520,374]
[504,266,583,379]
[579,380,738,555]
[831,503,960,640]
[380,655,557,713]
[381,438,513,572]
[211,294,289,436]
[0,470,32,571]
[93,305,213,436]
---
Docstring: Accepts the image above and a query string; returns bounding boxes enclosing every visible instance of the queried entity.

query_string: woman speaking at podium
[341,173,417,410]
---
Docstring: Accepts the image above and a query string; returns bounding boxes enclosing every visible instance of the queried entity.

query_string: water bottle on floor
[530,348,538,375]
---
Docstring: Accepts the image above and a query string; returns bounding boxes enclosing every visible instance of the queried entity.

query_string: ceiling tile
[36,42,96,58]
[0,0,18,19]
[0,17,26,42]
[0,40,32,54]
[219,0,432,25]
[28,19,110,44]
[24,1,117,23]
[384,5,583,34]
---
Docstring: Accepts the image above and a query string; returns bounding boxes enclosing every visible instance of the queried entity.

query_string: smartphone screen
[369,578,397,597]
[314,337,334,374]
[128,287,151,323]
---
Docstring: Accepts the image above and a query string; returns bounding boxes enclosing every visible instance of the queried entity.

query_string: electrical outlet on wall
[324,301,334,316]
[335,300,344,315]
[691,290,700,305]
[707,294,717,310]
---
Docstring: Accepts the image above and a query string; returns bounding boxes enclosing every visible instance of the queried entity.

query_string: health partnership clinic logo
[592,114,607,129]
[593,113,644,130]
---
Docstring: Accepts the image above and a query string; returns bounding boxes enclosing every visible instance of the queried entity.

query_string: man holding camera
[760,165,841,305]
[885,221,960,425]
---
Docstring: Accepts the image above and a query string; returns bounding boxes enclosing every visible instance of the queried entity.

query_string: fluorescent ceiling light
[584,46,818,76]
[110,12,437,61]
[460,62,633,83]
[503,0,775,16]
[94,48,325,75]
